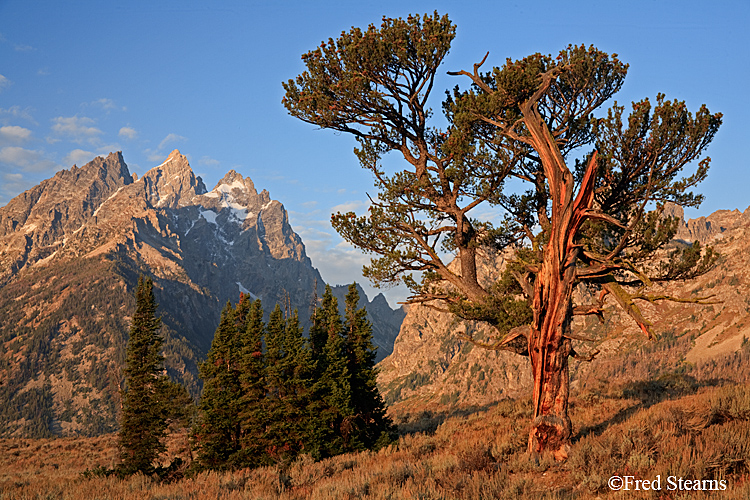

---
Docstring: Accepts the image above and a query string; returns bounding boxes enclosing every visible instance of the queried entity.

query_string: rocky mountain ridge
[0,151,403,437]
[377,204,750,411]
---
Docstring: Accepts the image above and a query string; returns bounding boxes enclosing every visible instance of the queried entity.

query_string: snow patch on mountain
[199,208,217,225]
[236,282,258,299]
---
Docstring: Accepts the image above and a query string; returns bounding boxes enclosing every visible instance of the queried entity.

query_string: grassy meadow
[1,374,749,499]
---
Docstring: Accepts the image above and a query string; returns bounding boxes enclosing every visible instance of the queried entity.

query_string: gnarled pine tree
[283,13,721,459]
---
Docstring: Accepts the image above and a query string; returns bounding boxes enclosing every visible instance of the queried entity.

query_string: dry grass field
[1,376,749,500]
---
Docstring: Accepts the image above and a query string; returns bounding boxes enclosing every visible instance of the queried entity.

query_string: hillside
[378,203,750,410]
[2,376,749,499]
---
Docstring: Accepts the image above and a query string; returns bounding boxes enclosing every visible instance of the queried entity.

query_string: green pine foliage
[192,286,395,471]
[343,284,397,451]
[237,298,267,467]
[278,310,313,459]
[310,286,353,458]
[262,305,289,461]
[118,276,172,475]
[193,302,244,470]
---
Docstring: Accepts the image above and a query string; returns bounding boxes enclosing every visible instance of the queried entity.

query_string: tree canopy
[283,12,721,458]
[193,289,395,470]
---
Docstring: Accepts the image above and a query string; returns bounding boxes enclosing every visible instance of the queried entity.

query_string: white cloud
[0,146,58,172]
[96,144,121,156]
[145,150,164,162]
[0,75,10,92]
[158,133,187,151]
[331,200,368,214]
[14,44,35,52]
[87,98,125,112]
[0,172,30,206]
[119,126,137,140]
[198,156,220,167]
[51,115,102,144]
[3,172,22,181]
[0,125,32,145]
[0,106,36,125]
[289,210,408,307]
[63,149,95,166]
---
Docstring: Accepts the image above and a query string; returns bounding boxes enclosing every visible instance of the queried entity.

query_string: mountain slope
[378,205,750,411]
[0,151,402,437]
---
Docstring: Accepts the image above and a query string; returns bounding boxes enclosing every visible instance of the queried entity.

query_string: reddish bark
[523,103,599,459]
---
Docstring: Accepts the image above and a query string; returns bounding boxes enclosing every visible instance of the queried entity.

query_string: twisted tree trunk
[527,251,576,460]
[522,102,598,459]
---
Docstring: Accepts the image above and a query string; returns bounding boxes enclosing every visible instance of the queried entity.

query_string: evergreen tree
[119,276,169,474]
[284,13,721,458]
[261,305,286,459]
[236,299,268,467]
[233,293,252,331]
[194,302,243,470]
[343,284,396,450]
[306,285,353,458]
[193,288,395,469]
[278,310,314,458]
[307,289,329,365]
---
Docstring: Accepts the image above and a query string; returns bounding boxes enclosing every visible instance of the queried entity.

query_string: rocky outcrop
[379,205,750,411]
[0,152,133,285]
[665,202,750,244]
[377,249,533,410]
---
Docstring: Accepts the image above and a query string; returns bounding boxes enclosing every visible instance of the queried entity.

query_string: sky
[1,0,748,306]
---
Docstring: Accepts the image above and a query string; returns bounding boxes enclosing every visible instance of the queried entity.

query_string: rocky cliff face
[664,202,750,245]
[377,249,533,411]
[378,205,750,411]
[0,152,133,284]
[0,151,402,437]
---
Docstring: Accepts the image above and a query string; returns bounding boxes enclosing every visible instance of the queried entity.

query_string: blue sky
[1,0,748,306]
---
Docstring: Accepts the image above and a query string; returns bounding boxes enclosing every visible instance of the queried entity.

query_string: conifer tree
[343,284,396,450]
[284,13,721,458]
[237,299,267,467]
[278,310,313,457]
[234,293,253,331]
[308,291,329,365]
[307,286,353,458]
[194,302,243,469]
[262,304,288,460]
[119,276,169,474]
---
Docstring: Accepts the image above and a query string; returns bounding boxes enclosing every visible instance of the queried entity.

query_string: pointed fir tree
[236,299,268,468]
[194,302,244,470]
[307,288,329,366]
[278,309,314,458]
[262,304,295,461]
[306,285,353,458]
[343,284,396,450]
[119,276,169,475]
[233,292,252,331]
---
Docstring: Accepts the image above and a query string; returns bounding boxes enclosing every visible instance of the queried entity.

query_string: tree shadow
[573,373,729,443]
[395,402,502,436]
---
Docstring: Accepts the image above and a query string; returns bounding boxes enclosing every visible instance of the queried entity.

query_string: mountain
[0,151,402,437]
[377,204,750,411]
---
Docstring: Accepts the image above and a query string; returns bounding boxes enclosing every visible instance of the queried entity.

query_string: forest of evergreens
[191,283,396,471]
[117,277,396,476]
